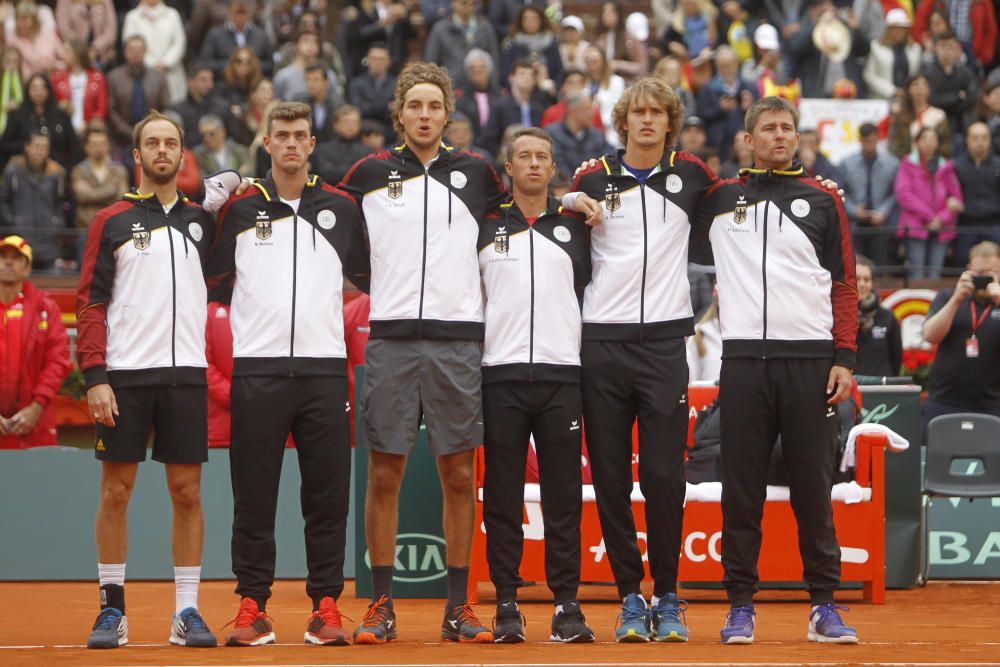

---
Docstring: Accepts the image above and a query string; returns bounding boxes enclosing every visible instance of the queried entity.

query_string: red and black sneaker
[353,596,397,644]
[223,597,275,646]
[305,596,350,645]
[442,602,494,643]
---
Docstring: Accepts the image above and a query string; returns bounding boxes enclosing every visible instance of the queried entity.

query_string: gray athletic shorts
[360,338,483,456]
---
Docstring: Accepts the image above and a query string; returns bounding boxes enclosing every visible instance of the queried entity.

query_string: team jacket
[340,142,506,340]
[479,196,592,384]
[76,192,215,388]
[206,174,371,377]
[571,150,716,342]
[693,164,858,368]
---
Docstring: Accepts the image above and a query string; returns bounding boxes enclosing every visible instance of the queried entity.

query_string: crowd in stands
[0,0,995,278]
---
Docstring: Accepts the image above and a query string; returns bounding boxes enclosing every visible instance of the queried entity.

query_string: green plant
[59,366,86,401]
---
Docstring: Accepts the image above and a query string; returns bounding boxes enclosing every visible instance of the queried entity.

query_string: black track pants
[230,375,351,606]
[581,339,689,598]
[719,358,841,606]
[483,380,583,604]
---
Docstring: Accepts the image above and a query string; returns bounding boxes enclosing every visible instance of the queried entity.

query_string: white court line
[94,663,1000,667]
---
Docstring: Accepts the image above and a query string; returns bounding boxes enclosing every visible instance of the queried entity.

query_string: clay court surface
[2,580,997,666]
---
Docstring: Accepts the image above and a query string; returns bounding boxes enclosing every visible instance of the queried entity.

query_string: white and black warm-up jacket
[339,142,506,341]
[479,196,592,384]
[207,174,371,377]
[692,164,858,368]
[570,150,716,342]
[77,191,216,388]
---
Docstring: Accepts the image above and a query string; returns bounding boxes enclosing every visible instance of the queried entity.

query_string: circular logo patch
[791,198,810,217]
[666,174,683,193]
[450,171,468,189]
[188,223,203,242]
[317,210,337,230]
[553,225,571,242]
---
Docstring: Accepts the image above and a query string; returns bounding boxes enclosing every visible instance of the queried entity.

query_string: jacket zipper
[289,205,299,376]
[761,191,769,360]
[528,226,535,381]
[166,210,178,385]
[639,183,648,342]
[417,168,430,338]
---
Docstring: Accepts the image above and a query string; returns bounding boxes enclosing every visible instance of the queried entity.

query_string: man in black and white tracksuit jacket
[207,102,370,647]
[478,128,593,644]
[563,77,716,642]
[692,97,860,645]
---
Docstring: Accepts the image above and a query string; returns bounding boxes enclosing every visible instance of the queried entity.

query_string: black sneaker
[492,601,525,643]
[441,603,493,642]
[353,596,397,644]
[550,601,595,643]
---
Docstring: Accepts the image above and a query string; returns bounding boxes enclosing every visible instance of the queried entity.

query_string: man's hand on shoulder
[815,174,845,201]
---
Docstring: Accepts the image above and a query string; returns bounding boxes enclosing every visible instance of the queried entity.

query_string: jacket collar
[392,141,455,167]
[600,149,675,178]
[123,189,186,210]
[499,194,563,222]
[249,172,321,202]
[739,161,806,178]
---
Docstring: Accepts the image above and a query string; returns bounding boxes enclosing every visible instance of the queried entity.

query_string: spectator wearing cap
[953,122,1000,262]
[696,45,754,161]
[199,0,273,79]
[559,15,591,72]
[348,43,397,136]
[194,114,251,177]
[455,48,504,154]
[863,8,922,101]
[912,0,996,68]
[841,122,900,267]
[445,111,494,164]
[0,235,71,449]
[583,44,626,148]
[170,64,232,148]
[594,0,648,80]
[0,132,68,271]
[679,116,707,153]
[501,5,563,85]
[540,69,606,132]
[921,241,1000,434]
[122,0,187,104]
[787,0,870,98]
[923,31,978,147]
[54,0,116,70]
[741,23,800,103]
[105,35,170,153]
[545,90,611,178]
[423,0,501,86]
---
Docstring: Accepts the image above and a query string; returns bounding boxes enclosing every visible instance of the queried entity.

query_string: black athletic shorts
[94,385,208,464]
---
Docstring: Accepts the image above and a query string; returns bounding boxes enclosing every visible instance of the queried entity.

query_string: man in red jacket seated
[0,235,72,449]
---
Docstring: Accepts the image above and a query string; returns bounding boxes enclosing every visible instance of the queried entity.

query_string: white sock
[651,595,660,608]
[174,566,201,613]
[624,594,647,606]
[554,604,564,615]
[98,563,126,587]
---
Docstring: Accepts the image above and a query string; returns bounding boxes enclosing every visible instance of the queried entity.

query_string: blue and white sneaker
[808,604,858,644]
[651,593,689,642]
[720,605,755,644]
[615,593,652,642]
[87,608,128,649]
[170,607,218,647]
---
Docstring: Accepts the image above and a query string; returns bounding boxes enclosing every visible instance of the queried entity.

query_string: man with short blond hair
[207,100,369,646]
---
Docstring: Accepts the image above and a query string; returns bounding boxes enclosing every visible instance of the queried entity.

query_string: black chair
[918,413,1000,585]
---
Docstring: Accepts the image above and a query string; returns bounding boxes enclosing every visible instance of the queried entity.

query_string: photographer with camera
[921,241,1000,433]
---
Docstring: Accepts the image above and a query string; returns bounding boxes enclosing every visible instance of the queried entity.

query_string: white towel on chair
[840,423,909,473]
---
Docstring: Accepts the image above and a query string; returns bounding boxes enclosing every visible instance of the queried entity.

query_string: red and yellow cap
[0,235,33,263]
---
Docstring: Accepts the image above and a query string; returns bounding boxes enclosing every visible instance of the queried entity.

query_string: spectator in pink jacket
[895,125,964,281]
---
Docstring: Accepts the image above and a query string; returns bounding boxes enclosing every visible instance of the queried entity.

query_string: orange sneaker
[353,596,397,644]
[305,596,350,645]
[223,597,275,646]
[442,602,493,643]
